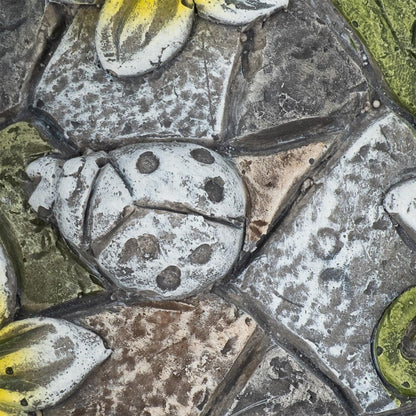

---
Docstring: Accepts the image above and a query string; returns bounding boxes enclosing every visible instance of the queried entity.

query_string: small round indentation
[204,177,225,203]
[5,367,13,375]
[120,235,160,263]
[156,266,181,291]
[137,151,159,174]
[189,244,213,265]
[20,399,28,407]
[190,148,215,164]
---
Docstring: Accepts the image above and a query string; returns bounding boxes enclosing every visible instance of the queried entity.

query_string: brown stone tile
[235,143,327,250]
[45,295,257,415]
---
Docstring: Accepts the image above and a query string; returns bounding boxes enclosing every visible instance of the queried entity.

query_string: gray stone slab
[34,8,242,151]
[226,346,348,416]
[230,110,416,413]
[0,1,59,116]
[223,0,369,151]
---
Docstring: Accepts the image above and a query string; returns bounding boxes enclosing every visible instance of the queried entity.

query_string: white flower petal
[96,0,195,77]
[0,242,16,329]
[194,0,288,25]
[0,318,110,413]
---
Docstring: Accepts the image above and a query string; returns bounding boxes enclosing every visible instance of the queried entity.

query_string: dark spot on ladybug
[120,235,160,263]
[204,177,225,203]
[189,244,212,264]
[190,148,215,164]
[95,157,108,168]
[137,151,159,174]
[20,399,28,407]
[5,367,13,375]
[156,266,181,291]
[376,346,383,356]
[402,381,411,388]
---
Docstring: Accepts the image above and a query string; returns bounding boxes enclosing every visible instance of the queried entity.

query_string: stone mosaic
[4,0,416,414]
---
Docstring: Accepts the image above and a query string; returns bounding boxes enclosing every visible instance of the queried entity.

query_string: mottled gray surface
[0,1,56,116]
[226,346,348,416]
[34,8,242,151]
[230,110,416,413]
[224,0,369,150]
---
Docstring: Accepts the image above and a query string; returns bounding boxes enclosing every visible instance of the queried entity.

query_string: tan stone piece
[45,295,257,415]
[235,142,327,250]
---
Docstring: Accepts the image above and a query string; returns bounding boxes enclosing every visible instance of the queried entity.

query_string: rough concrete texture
[226,346,348,416]
[45,295,257,415]
[235,142,327,251]
[230,110,416,413]
[28,143,246,299]
[34,8,242,151]
[224,0,369,150]
[0,1,60,117]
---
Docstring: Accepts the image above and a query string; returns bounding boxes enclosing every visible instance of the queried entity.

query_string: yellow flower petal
[194,0,288,25]
[0,318,110,413]
[0,243,16,329]
[96,0,194,77]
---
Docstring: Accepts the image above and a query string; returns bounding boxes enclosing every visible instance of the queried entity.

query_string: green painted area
[332,0,416,115]
[0,122,102,312]
[374,286,416,398]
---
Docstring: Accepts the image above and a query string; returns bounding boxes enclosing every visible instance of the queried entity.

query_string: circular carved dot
[120,235,160,263]
[20,399,28,407]
[5,367,13,375]
[190,148,215,165]
[189,244,213,264]
[204,177,225,203]
[156,266,181,291]
[137,151,159,174]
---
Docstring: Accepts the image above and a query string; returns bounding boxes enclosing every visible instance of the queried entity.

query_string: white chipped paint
[384,179,416,242]
[26,156,63,213]
[0,317,110,412]
[97,209,243,298]
[235,113,416,412]
[110,142,246,222]
[195,0,288,25]
[29,143,246,299]
[0,243,15,327]
[96,0,195,77]
[54,152,107,247]
[34,10,241,149]
[89,163,133,242]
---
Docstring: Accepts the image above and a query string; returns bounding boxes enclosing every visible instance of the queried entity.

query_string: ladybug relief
[26,142,247,299]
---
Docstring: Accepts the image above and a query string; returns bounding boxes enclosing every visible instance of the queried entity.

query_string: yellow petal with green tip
[0,318,110,413]
[194,0,288,25]
[96,0,194,77]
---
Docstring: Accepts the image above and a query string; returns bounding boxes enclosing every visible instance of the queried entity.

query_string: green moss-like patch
[0,122,102,312]
[332,0,416,115]
[374,286,416,398]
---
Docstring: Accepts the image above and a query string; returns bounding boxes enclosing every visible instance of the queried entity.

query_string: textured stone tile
[235,142,327,251]
[34,8,242,151]
[224,0,368,149]
[226,346,348,416]
[0,122,102,312]
[0,2,60,116]
[45,295,257,415]
[230,111,416,413]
